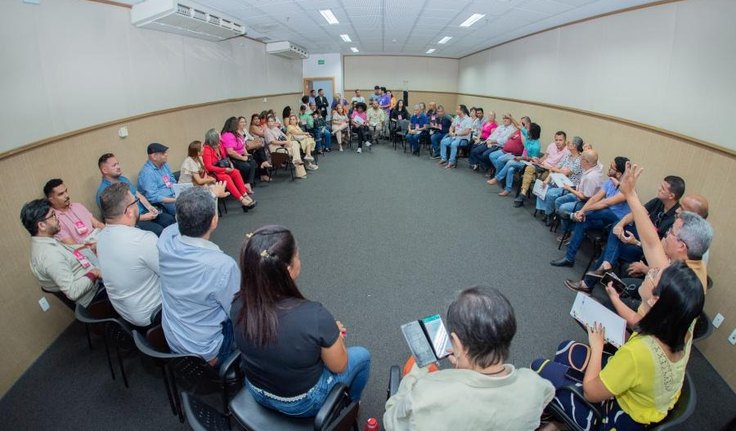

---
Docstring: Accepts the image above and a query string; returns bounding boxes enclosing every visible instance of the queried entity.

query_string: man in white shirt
[351,89,365,104]
[97,182,162,327]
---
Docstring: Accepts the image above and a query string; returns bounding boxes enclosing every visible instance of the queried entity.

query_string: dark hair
[636,261,704,353]
[187,140,202,158]
[43,178,64,198]
[176,187,216,238]
[529,123,541,140]
[282,106,291,121]
[250,113,260,124]
[20,198,51,236]
[397,99,405,109]
[458,104,470,116]
[100,182,131,221]
[318,88,323,93]
[301,96,309,104]
[664,175,686,201]
[476,107,484,114]
[554,130,567,140]
[446,286,517,368]
[221,116,238,136]
[98,152,115,169]
[235,225,304,346]
[614,156,630,174]
[380,86,386,92]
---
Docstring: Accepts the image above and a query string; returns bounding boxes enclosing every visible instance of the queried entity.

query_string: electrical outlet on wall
[39,297,50,312]
[729,329,736,345]
[712,313,724,328]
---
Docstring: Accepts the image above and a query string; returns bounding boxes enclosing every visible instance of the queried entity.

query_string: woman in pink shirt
[351,102,371,153]
[221,116,256,191]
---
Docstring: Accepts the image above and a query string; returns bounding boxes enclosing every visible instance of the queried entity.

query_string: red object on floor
[402,356,439,376]
[364,417,380,431]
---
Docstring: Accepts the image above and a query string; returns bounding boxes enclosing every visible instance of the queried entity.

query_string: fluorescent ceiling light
[350,47,359,53]
[319,9,339,25]
[340,34,352,42]
[438,36,452,44]
[460,13,486,27]
[426,48,436,54]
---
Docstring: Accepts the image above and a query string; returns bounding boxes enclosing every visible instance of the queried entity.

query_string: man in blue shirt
[158,187,239,368]
[551,156,630,267]
[406,104,428,155]
[96,152,174,236]
[430,105,453,159]
[138,143,177,216]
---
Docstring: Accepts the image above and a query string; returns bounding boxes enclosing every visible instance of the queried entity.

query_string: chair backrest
[271,149,292,167]
[650,371,697,430]
[181,392,231,431]
[399,119,410,132]
[41,286,76,311]
[315,384,359,431]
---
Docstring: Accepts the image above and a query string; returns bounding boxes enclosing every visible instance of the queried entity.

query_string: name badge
[74,220,89,236]
[72,249,92,269]
[162,175,172,188]
[398,115,403,120]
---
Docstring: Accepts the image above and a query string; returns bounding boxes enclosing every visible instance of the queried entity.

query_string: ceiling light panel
[319,9,339,24]
[426,48,436,54]
[438,36,452,44]
[350,47,359,52]
[340,34,352,42]
[460,13,486,27]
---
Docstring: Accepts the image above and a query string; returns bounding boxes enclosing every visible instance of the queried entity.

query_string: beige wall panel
[0,93,300,395]
[458,94,736,391]
[344,56,459,93]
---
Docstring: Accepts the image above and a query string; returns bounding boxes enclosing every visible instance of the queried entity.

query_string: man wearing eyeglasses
[96,183,161,327]
[21,199,103,307]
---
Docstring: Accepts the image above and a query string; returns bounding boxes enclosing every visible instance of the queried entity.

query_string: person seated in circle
[231,225,371,417]
[532,261,704,431]
[384,286,554,431]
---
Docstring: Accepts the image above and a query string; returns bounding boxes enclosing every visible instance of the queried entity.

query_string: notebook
[569,292,627,348]
[173,182,193,198]
[401,314,453,368]
[549,173,573,188]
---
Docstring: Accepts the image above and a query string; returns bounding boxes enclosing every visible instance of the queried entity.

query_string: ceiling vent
[131,0,245,42]
[266,41,309,60]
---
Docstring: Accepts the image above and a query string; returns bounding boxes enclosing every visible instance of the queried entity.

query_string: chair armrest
[314,383,350,430]
[555,384,604,431]
[388,365,401,399]
[218,350,242,380]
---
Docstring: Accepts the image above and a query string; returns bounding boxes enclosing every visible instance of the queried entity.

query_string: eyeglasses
[126,198,140,212]
[42,211,57,221]
[665,227,684,244]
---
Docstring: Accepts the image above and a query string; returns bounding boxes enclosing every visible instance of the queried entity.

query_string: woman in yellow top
[286,115,318,171]
[532,260,704,430]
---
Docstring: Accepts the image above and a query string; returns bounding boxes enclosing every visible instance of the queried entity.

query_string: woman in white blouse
[331,105,350,152]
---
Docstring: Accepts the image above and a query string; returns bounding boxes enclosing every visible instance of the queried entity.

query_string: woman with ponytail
[231,225,371,417]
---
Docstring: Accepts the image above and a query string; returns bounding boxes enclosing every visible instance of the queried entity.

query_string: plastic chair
[393,119,410,151]
[387,365,401,399]
[548,371,696,431]
[75,301,133,387]
[181,392,232,431]
[228,383,359,431]
[270,148,295,181]
[132,325,242,422]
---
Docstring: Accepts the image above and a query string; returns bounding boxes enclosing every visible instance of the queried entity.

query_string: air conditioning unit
[131,0,245,42]
[266,41,309,60]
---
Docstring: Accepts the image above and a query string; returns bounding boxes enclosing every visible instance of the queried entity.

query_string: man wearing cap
[138,143,177,216]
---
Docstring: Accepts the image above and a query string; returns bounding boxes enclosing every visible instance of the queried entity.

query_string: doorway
[304,77,335,117]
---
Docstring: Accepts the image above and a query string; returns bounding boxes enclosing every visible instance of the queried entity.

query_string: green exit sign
[317,59,325,65]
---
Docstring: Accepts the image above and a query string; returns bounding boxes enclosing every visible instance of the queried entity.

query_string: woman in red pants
[202,128,257,212]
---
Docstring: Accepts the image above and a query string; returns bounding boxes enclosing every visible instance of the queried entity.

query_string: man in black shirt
[566,175,685,294]
[315,89,329,119]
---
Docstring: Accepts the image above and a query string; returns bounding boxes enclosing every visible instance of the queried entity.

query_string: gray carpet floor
[1,141,734,430]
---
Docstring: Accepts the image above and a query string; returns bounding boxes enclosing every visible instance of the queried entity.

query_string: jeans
[565,208,621,262]
[315,127,331,151]
[215,319,235,369]
[555,194,582,232]
[431,132,446,156]
[439,135,468,164]
[495,160,524,192]
[537,186,565,213]
[406,132,422,153]
[246,346,371,418]
[489,151,514,174]
[468,143,488,166]
[137,211,175,236]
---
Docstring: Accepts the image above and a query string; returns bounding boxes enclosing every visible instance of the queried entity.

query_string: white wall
[303,53,343,96]
[458,0,736,151]
[0,0,302,153]
[344,56,458,93]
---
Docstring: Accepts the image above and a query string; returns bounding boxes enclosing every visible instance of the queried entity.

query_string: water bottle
[364,417,380,431]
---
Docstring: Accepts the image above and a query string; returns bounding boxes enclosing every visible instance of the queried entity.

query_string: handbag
[215,157,231,168]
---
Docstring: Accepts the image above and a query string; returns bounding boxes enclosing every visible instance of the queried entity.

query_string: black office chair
[227,382,359,431]
[75,301,133,387]
[181,391,233,431]
[547,371,696,431]
[132,326,242,422]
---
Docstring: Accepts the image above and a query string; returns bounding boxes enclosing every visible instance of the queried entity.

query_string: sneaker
[431,154,441,160]
[304,155,314,161]
[357,148,362,153]
[306,164,319,171]
[365,141,372,148]
[339,146,344,152]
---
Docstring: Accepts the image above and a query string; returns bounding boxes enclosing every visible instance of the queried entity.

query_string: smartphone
[565,367,585,383]
[420,314,452,360]
[601,272,626,294]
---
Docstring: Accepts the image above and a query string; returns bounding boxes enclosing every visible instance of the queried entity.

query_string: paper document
[532,179,547,199]
[401,314,453,368]
[569,293,627,348]
[549,173,573,188]
[173,183,193,198]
